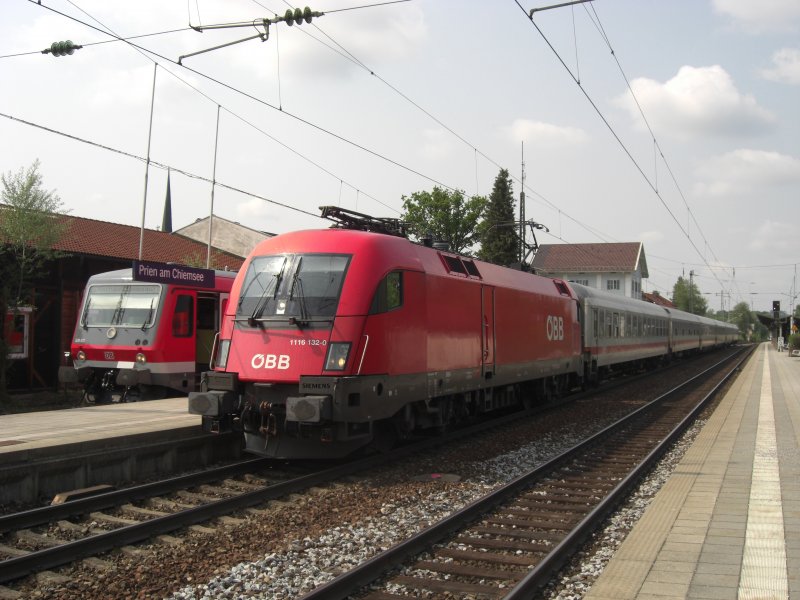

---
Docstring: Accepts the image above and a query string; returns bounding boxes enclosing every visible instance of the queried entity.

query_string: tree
[478,169,517,266]
[0,160,67,400]
[671,276,708,316]
[401,186,486,255]
[729,301,755,341]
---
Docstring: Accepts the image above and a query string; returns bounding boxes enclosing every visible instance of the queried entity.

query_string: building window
[607,279,620,291]
[570,279,589,286]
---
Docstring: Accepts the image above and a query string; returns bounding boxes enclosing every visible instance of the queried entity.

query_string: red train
[189,208,738,459]
[59,263,236,403]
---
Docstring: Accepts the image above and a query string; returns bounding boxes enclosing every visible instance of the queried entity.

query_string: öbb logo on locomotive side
[546,315,564,341]
[251,354,291,370]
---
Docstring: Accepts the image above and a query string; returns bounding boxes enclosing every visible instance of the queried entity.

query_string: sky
[1,0,798,313]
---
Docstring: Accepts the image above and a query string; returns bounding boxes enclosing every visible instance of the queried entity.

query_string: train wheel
[140,384,168,401]
[369,420,397,453]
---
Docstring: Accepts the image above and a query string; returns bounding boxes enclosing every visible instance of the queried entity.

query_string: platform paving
[584,342,798,600]
[0,397,240,504]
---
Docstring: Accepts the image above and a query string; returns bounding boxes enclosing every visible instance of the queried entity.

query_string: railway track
[0,387,585,586]
[0,347,745,593]
[299,345,752,600]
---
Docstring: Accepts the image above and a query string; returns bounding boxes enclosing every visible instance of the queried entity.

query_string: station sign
[133,260,216,289]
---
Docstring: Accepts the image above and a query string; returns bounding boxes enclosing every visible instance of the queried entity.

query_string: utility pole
[519,142,526,266]
[689,270,695,314]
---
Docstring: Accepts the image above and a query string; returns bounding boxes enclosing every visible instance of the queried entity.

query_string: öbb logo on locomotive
[546,315,564,341]
[250,354,291,370]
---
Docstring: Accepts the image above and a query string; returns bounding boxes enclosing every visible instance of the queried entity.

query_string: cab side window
[173,294,194,337]
[369,271,403,314]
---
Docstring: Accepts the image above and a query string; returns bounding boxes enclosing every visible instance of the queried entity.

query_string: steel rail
[0,386,579,584]
[298,345,751,599]
[0,457,272,534]
[503,344,754,598]
[0,347,741,585]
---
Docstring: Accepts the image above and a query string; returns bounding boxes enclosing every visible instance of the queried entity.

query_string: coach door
[481,285,495,377]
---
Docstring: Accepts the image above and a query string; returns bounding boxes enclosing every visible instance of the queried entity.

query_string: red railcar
[59,265,236,403]
[190,226,583,458]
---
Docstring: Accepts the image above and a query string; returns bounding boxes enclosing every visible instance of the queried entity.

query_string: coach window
[369,271,403,314]
[592,308,598,338]
[613,313,620,337]
[173,294,194,337]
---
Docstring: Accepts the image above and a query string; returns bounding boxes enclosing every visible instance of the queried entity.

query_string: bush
[788,333,800,351]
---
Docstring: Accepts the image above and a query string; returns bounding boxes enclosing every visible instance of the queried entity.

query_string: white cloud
[236,196,272,219]
[639,230,665,244]
[749,219,797,252]
[616,65,775,139]
[760,48,800,84]
[84,64,155,108]
[506,119,589,147]
[712,0,800,33]
[225,4,427,82]
[419,128,453,161]
[693,149,800,196]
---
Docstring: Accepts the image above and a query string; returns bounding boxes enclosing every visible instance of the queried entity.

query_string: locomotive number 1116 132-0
[289,339,328,346]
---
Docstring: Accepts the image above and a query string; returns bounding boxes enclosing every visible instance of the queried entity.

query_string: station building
[532,241,649,300]
[1,206,251,392]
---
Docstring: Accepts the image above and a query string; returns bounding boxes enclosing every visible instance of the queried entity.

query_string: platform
[0,398,240,504]
[584,342,798,599]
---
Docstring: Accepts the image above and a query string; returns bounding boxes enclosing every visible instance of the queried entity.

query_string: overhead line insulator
[43,40,83,57]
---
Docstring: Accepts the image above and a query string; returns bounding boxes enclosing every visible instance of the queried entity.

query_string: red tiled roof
[643,291,675,308]
[1,206,244,271]
[532,242,647,277]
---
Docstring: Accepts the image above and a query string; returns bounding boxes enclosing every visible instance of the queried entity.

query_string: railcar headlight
[216,339,231,369]
[76,350,86,362]
[324,342,351,371]
[135,352,147,365]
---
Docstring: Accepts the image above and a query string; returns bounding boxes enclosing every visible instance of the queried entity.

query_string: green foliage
[401,186,487,256]
[729,301,756,340]
[1,160,67,307]
[478,169,518,266]
[788,333,800,350]
[1,160,68,401]
[671,276,708,316]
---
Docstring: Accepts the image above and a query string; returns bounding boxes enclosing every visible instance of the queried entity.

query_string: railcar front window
[82,284,161,328]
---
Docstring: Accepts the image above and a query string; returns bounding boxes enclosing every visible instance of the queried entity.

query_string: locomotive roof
[247,228,575,301]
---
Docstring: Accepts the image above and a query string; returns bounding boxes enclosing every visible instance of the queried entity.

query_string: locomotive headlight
[216,339,231,369]
[76,350,86,362]
[324,342,351,371]
[135,352,147,365]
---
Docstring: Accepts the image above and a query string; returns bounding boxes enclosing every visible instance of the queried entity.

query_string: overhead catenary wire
[26,0,459,212]
[12,1,762,300]
[0,110,319,220]
[511,0,730,296]
[23,0,627,275]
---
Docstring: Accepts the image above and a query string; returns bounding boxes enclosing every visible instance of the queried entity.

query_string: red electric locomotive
[189,208,583,459]
[60,263,236,403]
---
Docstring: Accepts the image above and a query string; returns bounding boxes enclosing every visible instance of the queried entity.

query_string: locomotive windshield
[81,284,162,329]
[237,254,350,324]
